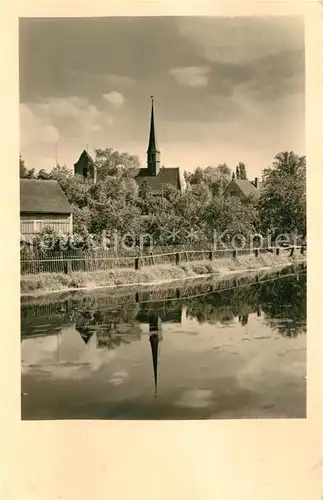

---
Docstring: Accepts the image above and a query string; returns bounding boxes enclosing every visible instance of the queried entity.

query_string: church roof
[136,167,181,194]
[20,179,72,214]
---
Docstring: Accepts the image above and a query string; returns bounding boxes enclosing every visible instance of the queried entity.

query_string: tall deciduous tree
[94,148,141,180]
[237,162,247,180]
[259,151,306,238]
[185,164,231,196]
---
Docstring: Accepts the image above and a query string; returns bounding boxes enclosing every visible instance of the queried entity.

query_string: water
[21,266,306,420]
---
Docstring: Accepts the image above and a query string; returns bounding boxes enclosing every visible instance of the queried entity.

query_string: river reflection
[21,266,306,420]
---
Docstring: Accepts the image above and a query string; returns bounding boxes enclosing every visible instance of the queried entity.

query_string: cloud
[20,104,59,148]
[108,370,129,386]
[20,96,116,170]
[31,96,104,122]
[104,74,136,88]
[175,17,304,65]
[102,91,125,106]
[169,66,211,88]
[20,96,114,145]
[175,389,214,408]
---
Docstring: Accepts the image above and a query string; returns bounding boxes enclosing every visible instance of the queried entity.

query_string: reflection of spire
[77,328,95,345]
[149,334,160,397]
[149,314,162,397]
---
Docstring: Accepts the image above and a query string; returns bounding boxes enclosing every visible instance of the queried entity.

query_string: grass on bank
[21,252,305,294]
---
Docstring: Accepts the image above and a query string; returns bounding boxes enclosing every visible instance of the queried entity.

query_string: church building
[135,97,182,195]
[73,97,182,195]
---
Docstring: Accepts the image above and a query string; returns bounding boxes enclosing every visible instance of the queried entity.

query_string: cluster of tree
[20,148,306,247]
[234,162,247,180]
[185,269,306,337]
[73,269,307,339]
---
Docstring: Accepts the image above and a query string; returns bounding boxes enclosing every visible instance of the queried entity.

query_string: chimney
[254,177,259,189]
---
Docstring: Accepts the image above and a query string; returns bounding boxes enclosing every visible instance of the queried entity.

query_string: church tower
[74,149,97,183]
[147,96,160,176]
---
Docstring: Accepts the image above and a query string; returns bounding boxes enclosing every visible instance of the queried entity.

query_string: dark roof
[20,179,72,214]
[225,179,261,198]
[136,167,181,194]
[74,149,93,166]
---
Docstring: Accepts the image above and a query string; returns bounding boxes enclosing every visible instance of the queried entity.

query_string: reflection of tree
[96,326,131,350]
[259,273,306,337]
[75,305,141,350]
[239,315,249,326]
[71,269,307,345]
[186,271,306,337]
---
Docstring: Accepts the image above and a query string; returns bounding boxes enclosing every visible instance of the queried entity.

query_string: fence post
[275,248,280,256]
[176,252,181,265]
[135,257,141,270]
[149,251,155,266]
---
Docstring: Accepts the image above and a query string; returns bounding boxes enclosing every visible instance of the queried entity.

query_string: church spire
[147,96,160,176]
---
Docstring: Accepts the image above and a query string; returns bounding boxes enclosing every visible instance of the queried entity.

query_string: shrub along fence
[20,244,306,276]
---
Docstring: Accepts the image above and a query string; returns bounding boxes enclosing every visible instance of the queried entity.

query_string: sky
[19,16,305,178]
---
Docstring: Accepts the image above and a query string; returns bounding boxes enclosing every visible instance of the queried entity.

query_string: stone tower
[147,96,160,176]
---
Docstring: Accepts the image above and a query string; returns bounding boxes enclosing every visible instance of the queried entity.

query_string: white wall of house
[20,213,73,236]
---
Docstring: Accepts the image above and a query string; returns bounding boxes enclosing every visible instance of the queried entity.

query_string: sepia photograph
[19,15,307,421]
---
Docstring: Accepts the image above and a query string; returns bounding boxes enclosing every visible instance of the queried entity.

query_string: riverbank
[21,252,306,296]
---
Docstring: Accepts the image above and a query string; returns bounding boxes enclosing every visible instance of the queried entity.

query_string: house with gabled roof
[224,176,262,201]
[20,178,72,237]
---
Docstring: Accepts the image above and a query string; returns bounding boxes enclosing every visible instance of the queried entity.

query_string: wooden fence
[20,244,306,276]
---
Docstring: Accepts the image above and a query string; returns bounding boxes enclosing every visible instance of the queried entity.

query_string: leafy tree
[37,169,52,180]
[203,196,258,245]
[259,151,306,239]
[185,164,231,196]
[236,162,247,180]
[19,155,35,178]
[94,148,141,180]
[184,167,204,186]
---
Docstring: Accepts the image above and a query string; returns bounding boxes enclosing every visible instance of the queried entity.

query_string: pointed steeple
[147,96,160,176]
